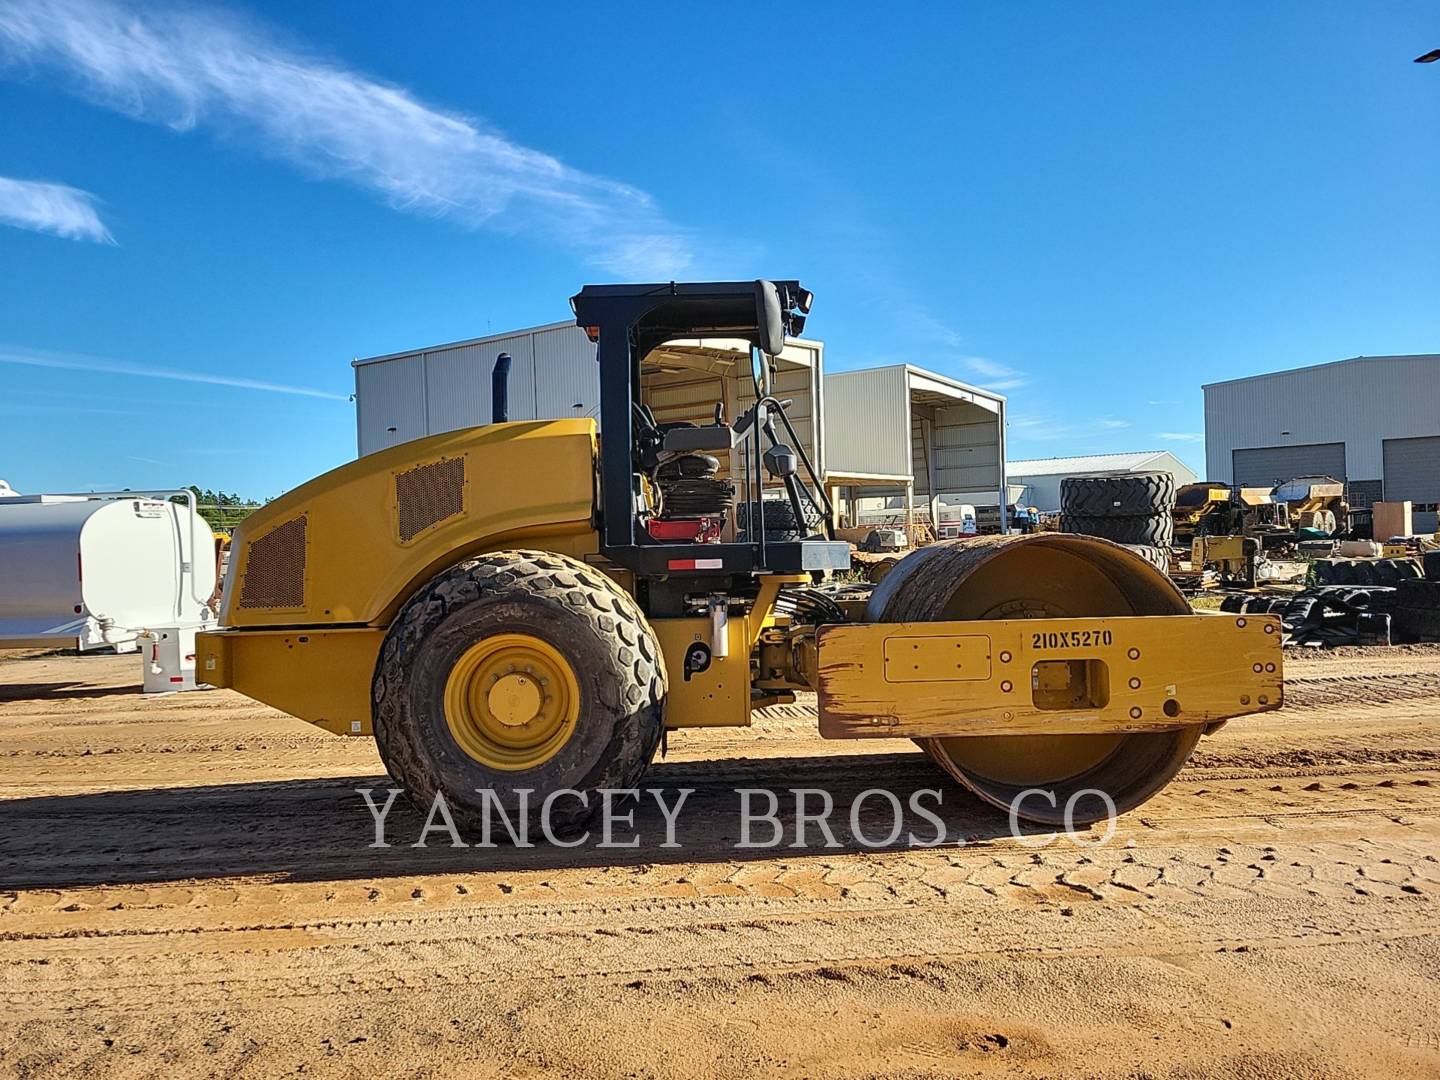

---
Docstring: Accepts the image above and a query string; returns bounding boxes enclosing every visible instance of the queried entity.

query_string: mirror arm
[756,394,836,540]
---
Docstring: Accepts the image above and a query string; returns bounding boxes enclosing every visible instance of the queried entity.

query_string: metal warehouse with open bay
[352,324,1010,527]
[1204,354,1440,532]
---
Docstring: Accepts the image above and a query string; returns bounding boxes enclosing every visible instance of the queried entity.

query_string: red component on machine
[646,517,723,544]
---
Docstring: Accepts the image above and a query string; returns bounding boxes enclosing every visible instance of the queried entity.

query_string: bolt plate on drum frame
[882,635,992,682]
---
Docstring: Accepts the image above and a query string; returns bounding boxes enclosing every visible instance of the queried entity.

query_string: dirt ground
[2,646,1439,1078]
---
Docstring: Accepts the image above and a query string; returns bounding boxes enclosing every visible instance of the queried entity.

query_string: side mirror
[754,280,786,357]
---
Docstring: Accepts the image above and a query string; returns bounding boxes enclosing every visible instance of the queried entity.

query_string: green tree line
[185,486,265,530]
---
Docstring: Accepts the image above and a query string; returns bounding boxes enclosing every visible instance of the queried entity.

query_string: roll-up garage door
[1383,436,1440,533]
[1232,443,1346,488]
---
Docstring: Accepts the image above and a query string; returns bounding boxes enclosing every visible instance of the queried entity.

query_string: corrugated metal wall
[355,324,594,456]
[912,403,1003,497]
[533,326,602,419]
[1204,355,1440,484]
[355,328,825,481]
[355,353,428,455]
[823,367,911,478]
[1382,435,1440,532]
[1232,442,1346,487]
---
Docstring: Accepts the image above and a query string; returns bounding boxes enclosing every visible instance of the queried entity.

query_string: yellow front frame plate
[817,614,1283,739]
[198,627,383,736]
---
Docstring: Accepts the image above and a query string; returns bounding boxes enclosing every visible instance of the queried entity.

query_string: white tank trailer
[0,491,217,690]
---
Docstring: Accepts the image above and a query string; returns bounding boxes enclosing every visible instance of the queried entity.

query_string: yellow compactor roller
[198,281,1282,835]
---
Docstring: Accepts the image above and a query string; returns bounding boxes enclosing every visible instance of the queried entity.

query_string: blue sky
[1,0,1436,497]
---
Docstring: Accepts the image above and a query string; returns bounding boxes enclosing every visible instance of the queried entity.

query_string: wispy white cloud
[962,355,1027,391]
[867,294,1029,391]
[1010,414,1147,444]
[1158,431,1205,443]
[0,174,113,242]
[1009,414,1069,441]
[0,344,348,400]
[1146,399,1181,406]
[0,0,689,276]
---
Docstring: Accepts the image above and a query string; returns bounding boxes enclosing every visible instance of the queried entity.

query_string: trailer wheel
[373,550,665,840]
[869,534,1201,826]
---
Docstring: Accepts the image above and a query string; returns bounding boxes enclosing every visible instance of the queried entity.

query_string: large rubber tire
[1061,472,1175,518]
[373,550,666,839]
[1425,551,1440,581]
[1398,578,1440,610]
[1063,513,1174,547]
[870,534,1202,826]
[737,499,820,541]
[1122,544,1171,574]
[1395,606,1440,643]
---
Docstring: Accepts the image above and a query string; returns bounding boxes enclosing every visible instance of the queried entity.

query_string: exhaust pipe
[492,351,512,423]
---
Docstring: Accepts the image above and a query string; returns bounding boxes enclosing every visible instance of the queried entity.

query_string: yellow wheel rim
[443,633,580,771]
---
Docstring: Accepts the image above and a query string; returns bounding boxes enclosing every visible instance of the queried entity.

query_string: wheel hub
[488,672,543,727]
[443,633,580,771]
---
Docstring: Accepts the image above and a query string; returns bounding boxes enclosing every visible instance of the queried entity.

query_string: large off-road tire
[373,550,666,839]
[1398,578,1440,610]
[1122,544,1171,574]
[1060,472,1175,518]
[737,499,821,541]
[1063,512,1174,547]
[1395,606,1440,643]
[1425,550,1440,581]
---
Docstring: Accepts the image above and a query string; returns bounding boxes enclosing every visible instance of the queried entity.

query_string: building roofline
[1202,353,1440,390]
[826,362,1007,405]
[354,320,577,367]
[1007,450,1175,475]
[355,325,825,369]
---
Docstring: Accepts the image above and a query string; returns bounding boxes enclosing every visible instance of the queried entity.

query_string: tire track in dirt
[6,647,1440,1077]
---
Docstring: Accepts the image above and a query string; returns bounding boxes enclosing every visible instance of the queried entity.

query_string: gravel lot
[2,646,1438,1078]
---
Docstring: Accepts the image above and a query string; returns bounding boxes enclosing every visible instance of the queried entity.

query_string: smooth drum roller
[867,533,1200,826]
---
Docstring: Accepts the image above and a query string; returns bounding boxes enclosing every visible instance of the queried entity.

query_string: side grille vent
[395,456,466,543]
[238,515,308,609]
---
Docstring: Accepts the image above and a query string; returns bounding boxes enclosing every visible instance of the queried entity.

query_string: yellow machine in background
[1272,476,1348,537]
[1192,534,1261,589]
[1173,483,1289,547]
[199,280,1283,836]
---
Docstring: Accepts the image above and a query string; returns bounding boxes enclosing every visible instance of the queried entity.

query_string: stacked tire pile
[736,498,823,542]
[1060,472,1174,574]
[1223,551,1440,646]
[1312,556,1424,587]
[1223,586,1399,647]
[1394,553,1440,642]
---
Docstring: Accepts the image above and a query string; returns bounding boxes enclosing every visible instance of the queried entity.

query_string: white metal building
[1204,354,1440,532]
[1008,451,1199,512]
[353,331,1011,529]
[353,322,827,487]
[823,364,1008,529]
